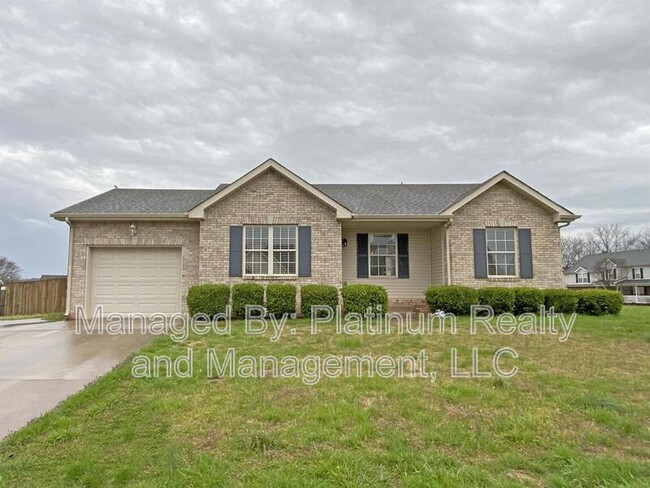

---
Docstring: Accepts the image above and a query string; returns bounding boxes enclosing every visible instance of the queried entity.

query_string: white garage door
[89,247,182,314]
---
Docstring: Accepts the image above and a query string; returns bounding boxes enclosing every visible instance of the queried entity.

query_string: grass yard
[0,312,65,322]
[1,307,649,487]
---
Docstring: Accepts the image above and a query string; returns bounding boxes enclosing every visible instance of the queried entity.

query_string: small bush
[266,284,296,317]
[513,287,545,314]
[544,289,578,313]
[231,283,265,318]
[300,285,339,317]
[424,285,478,315]
[186,284,230,318]
[341,284,389,314]
[477,287,515,314]
[576,289,624,315]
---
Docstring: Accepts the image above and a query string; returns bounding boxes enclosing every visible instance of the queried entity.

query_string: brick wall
[68,220,200,316]
[448,181,564,289]
[199,167,342,288]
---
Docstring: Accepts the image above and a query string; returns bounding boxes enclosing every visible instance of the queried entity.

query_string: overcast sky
[1,1,649,278]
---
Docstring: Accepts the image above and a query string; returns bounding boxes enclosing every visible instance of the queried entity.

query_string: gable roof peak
[187,158,353,219]
[442,169,579,223]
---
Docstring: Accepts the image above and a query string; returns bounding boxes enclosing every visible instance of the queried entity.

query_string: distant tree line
[562,223,650,270]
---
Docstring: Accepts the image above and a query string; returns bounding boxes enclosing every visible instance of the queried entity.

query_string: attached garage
[88,247,182,315]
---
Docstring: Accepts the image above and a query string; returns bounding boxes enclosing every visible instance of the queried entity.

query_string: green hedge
[231,283,265,318]
[300,285,339,317]
[341,284,388,314]
[186,284,230,318]
[575,289,624,315]
[513,287,545,314]
[478,287,515,314]
[266,284,296,316]
[544,289,578,313]
[424,285,478,315]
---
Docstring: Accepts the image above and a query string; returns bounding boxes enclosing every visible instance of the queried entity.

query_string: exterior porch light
[342,238,348,247]
[130,223,137,237]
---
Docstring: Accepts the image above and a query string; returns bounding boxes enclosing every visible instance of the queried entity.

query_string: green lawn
[1,307,649,487]
[0,312,65,322]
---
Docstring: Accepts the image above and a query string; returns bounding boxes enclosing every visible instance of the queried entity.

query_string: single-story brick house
[52,159,579,317]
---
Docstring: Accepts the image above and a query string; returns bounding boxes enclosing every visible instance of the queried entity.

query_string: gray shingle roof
[53,188,223,215]
[314,184,479,215]
[52,182,481,216]
[566,249,650,273]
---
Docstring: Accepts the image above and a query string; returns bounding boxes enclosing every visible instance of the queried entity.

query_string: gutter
[51,213,189,221]
[64,217,73,318]
[555,213,582,224]
[444,219,453,285]
[350,214,453,222]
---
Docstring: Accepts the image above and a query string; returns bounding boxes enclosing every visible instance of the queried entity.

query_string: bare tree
[635,226,650,250]
[590,258,620,289]
[561,234,588,269]
[591,223,638,253]
[0,256,22,282]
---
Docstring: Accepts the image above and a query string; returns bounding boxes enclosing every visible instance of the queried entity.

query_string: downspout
[444,219,453,285]
[64,217,73,318]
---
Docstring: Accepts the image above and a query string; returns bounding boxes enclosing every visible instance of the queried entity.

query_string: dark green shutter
[229,226,243,277]
[298,226,311,277]
[518,229,533,279]
[473,229,487,279]
[357,233,369,278]
[397,233,409,279]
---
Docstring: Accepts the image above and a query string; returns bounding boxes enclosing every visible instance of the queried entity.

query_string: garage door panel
[116,266,139,279]
[137,267,162,279]
[159,283,178,293]
[90,248,181,315]
[95,267,117,279]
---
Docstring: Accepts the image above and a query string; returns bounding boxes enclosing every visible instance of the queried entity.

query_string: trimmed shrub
[231,283,264,318]
[513,287,545,314]
[186,284,230,318]
[424,285,478,315]
[576,289,624,315]
[478,287,515,314]
[266,284,297,317]
[300,285,339,317]
[341,284,389,315]
[544,289,578,313]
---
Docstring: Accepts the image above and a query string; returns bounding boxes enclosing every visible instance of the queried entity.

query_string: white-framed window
[632,268,644,279]
[576,270,589,284]
[244,225,297,276]
[486,228,517,277]
[369,234,397,277]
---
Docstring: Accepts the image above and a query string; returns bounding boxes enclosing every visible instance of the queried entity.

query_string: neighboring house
[565,249,650,303]
[51,159,579,317]
[40,274,67,280]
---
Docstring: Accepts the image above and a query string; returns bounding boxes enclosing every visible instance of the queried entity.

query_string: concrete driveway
[0,320,153,439]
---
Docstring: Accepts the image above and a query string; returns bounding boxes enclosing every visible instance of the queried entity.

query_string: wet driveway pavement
[0,320,153,439]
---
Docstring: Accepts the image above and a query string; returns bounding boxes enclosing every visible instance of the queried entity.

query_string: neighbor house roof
[565,249,650,274]
[616,278,650,287]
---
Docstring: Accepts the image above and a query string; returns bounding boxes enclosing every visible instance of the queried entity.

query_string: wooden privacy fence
[1,277,67,316]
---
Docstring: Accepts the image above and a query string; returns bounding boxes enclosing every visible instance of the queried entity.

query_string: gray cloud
[1,0,649,276]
